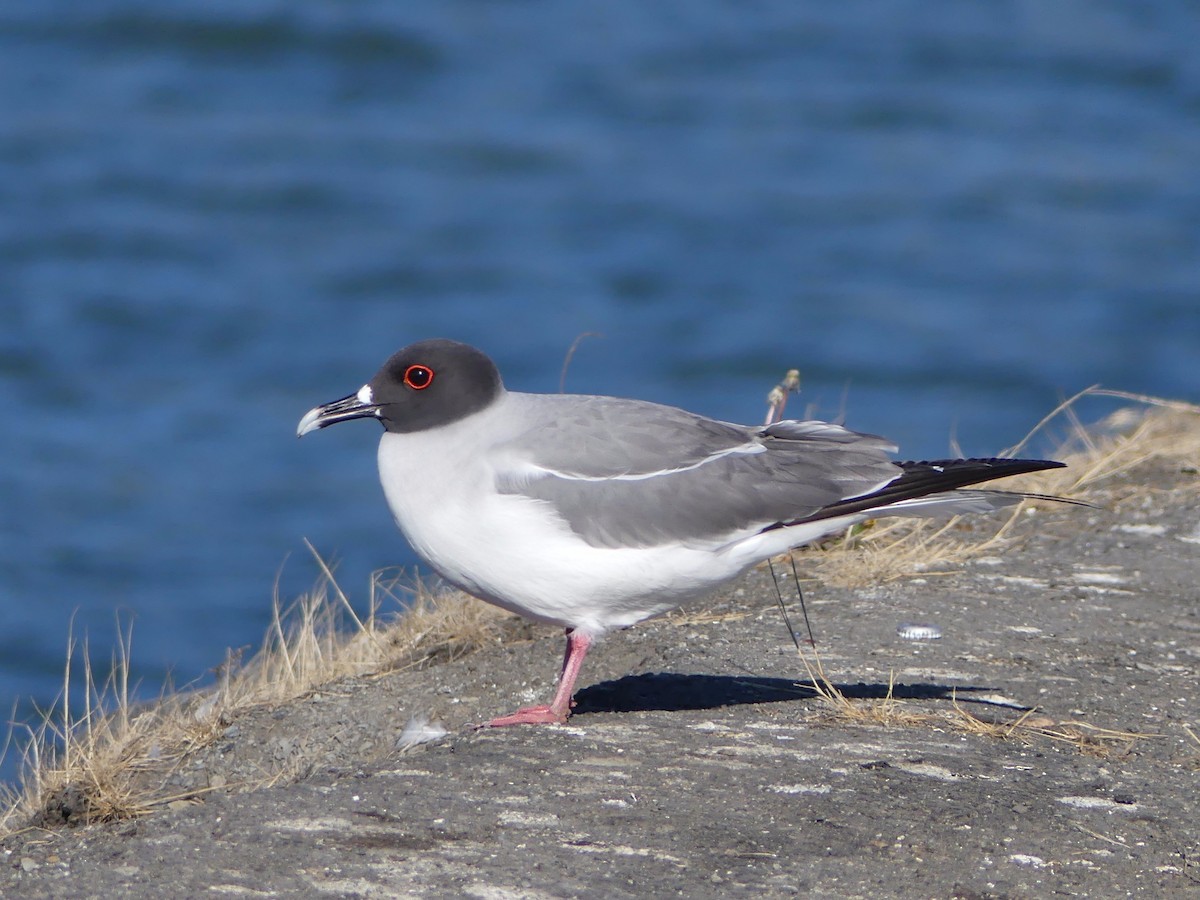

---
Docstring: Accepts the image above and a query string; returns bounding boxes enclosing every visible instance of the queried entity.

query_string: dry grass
[237,544,518,701]
[3,391,1195,836]
[0,550,516,835]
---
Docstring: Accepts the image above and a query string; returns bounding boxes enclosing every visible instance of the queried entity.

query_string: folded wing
[495,397,904,549]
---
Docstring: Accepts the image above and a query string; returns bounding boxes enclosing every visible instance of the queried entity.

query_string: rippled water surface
[1,3,1197,780]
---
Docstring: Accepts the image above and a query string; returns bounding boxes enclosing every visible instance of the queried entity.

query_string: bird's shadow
[573,672,1016,716]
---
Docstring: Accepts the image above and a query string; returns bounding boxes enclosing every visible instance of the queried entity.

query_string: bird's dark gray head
[297,339,503,437]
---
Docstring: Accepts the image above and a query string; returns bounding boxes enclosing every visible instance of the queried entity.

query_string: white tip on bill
[296,406,324,437]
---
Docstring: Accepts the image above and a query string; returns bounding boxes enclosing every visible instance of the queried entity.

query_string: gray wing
[494,395,901,549]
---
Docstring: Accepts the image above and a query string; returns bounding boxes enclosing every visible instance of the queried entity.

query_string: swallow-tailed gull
[298,339,1064,726]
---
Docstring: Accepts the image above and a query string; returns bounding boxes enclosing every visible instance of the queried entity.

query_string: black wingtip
[776,456,1072,528]
[890,457,1068,495]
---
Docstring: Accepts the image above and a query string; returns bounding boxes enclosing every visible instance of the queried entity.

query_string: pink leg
[486,629,593,727]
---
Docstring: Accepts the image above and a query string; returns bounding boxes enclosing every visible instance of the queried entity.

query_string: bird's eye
[403,365,434,390]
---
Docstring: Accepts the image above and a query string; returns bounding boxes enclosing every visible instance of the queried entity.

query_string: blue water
[2,3,1198,780]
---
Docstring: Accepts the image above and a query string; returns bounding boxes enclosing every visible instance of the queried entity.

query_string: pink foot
[485,704,569,727]
[481,629,593,729]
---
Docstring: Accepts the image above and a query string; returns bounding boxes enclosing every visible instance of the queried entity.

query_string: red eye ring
[403,364,434,390]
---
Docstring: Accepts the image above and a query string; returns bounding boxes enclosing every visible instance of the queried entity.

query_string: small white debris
[1116,523,1166,536]
[893,761,958,781]
[770,783,831,795]
[1007,625,1043,635]
[566,843,684,863]
[192,695,220,724]
[1009,854,1047,868]
[1073,570,1126,585]
[981,574,1047,588]
[1058,796,1138,812]
[690,720,732,732]
[969,693,1029,709]
[396,715,448,751]
[499,810,561,828]
[265,816,358,833]
[897,622,942,641]
[1178,524,1200,545]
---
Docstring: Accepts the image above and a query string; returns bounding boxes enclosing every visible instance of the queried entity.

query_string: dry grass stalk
[791,644,929,729]
[1182,724,1200,771]
[948,695,1147,758]
[784,643,1149,757]
[666,607,755,627]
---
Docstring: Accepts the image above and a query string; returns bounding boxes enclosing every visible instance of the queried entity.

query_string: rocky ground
[2,443,1198,898]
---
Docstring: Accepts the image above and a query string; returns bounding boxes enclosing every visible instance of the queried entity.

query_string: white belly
[376,426,754,634]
